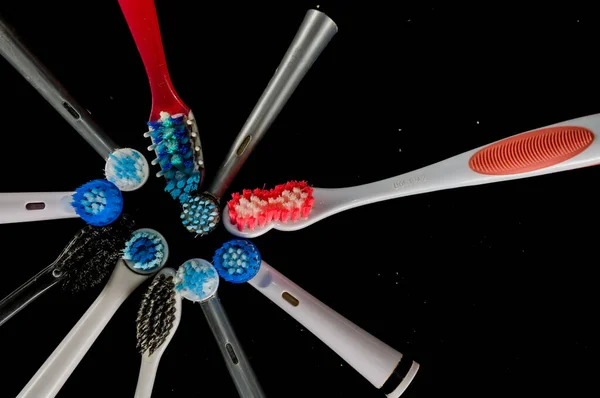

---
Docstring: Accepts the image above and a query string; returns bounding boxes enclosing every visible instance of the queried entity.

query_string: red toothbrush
[117,0,204,202]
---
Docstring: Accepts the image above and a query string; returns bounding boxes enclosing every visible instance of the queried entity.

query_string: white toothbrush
[17,228,169,398]
[223,113,600,237]
[0,179,124,226]
[0,192,78,223]
[213,240,419,398]
[134,268,182,398]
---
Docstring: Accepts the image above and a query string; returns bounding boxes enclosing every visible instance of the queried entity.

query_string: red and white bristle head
[227,181,315,231]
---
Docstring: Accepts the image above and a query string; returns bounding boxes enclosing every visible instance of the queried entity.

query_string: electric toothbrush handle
[248,261,419,398]
[0,262,60,327]
[16,260,149,398]
[0,192,77,224]
[134,356,161,398]
[0,18,117,159]
[354,114,600,207]
[201,294,267,398]
[208,9,338,198]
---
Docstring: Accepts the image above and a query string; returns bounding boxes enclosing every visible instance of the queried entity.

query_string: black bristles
[136,274,177,356]
[56,214,135,292]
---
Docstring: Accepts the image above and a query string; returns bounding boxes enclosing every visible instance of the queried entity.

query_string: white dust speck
[316,4,320,8]
[423,300,427,304]
[396,272,399,275]
[399,148,402,152]
[340,363,343,366]
[396,282,399,285]
[377,273,380,276]
[300,328,304,332]
[476,120,479,124]
[398,128,402,131]
[109,96,114,100]
[407,19,411,22]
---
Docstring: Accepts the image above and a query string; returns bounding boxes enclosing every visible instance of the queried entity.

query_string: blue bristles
[105,148,149,191]
[71,179,123,227]
[147,112,200,203]
[174,259,219,302]
[212,239,262,283]
[180,194,220,236]
[122,230,166,272]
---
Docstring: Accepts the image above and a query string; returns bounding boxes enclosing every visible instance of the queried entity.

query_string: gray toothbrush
[0,17,149,191]
[179,9,338,237]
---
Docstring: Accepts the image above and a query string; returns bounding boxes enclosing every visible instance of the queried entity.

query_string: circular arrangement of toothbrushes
[1,2,598,398]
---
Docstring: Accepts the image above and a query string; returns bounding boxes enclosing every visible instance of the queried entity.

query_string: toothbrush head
[180,193,220,237]
[212,239,261,284]
[136,268,181,356]
[145,111,204,203]
[71,179,124,226]
[226,181,314,233]
[58,214,136,292]
[122,228,169,274]
[174,258,219,302]
[104,148,150,191]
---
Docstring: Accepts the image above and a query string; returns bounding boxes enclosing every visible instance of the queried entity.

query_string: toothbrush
[0,179,123,226]
[134,268,182,398]
[17,228,169,398]
[213,240,419,398]
[0,215,134,327]
[223,114,600,237]
[175,259,266,398]
[0,17,149,192]
[179,9,337,238]
[178,9,337,238]
[117,0,205,203]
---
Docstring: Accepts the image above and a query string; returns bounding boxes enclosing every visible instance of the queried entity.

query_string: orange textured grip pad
[468,126,594,175]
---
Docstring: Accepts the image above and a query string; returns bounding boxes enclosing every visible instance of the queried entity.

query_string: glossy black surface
[0,1,597,397]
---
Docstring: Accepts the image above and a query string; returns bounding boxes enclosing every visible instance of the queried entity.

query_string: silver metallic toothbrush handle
[0,17,117,159]
[201,294,267,398]
[0,262,61,327]
[208,9,338,198]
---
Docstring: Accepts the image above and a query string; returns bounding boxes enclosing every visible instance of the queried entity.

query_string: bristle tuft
[146,111,201,203]
[71,179,123,226]
[212,239,261,283]
[122,230,166,272]
[180,193,220,236]
[59,214,135,292]
[136,274,177,355]
[174,259,219,302]
[227,181,314,231]
[105,148,149,191]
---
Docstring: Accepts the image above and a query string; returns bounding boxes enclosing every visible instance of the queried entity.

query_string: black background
[0,1,597,397]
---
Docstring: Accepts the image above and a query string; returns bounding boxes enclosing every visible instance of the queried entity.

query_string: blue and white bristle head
[180,193,220,236]
[174,258,219,302]
[122,228,169,274]
[105,148,149,191]
[145,111,202,203]
[71,179,123,226]
[212,239,261,283]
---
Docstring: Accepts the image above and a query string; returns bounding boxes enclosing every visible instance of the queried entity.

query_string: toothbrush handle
[208,9,338,198]
[134,355,161,398]
[0,192,77,224]
[0,18,117,159]
[0,262,60,327]
[248,261,419,398]
[325,114,600,211]
[201,294,267,398]
[17,260,149,398]
[116,0,187,118]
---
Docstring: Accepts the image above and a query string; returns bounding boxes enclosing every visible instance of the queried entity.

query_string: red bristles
[227,181,314,231]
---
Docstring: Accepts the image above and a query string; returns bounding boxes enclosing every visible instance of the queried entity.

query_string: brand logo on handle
[394,175,427,189]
